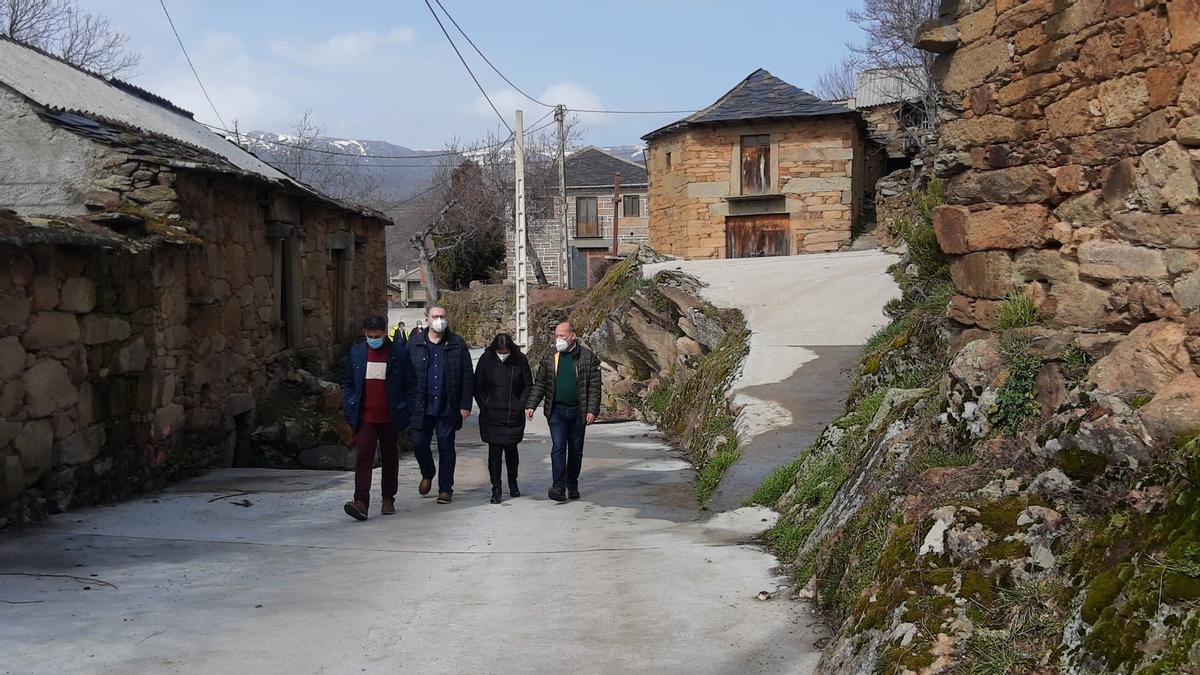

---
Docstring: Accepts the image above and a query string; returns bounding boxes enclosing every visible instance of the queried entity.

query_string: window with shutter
[576,197,599,237]
[623,194,640,217]
[740,134,770,195]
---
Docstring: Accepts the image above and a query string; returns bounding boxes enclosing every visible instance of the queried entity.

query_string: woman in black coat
[473,334,533,503]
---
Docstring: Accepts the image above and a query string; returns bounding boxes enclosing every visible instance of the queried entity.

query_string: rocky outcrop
[556,247,749,486]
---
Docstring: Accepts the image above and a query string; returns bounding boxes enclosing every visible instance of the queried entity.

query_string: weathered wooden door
[726,215,790,258]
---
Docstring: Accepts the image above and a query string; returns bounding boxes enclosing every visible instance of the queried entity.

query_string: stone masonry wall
[1,156,387,525]
[645,118,864,258]
[920,0,1200,332]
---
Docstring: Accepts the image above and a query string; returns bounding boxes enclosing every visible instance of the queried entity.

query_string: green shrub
[992,293,1041,331]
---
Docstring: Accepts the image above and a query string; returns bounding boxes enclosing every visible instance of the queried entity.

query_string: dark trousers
[353,421,398,506]
[548,405,585,489]
[411,414,458,494]
[487,444,519,488]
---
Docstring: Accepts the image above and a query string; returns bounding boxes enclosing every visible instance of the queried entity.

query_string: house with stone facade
[0,37,390,524]
[508,146,649,288]
[642,69,883,259]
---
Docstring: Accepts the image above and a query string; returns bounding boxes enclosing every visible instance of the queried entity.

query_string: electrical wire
[432,0,695,116]
[423,0,513,134]
[433,0,553,109]
[158,0,229,132]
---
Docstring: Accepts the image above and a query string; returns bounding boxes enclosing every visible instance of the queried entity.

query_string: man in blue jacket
[407,304,473,504]
[342,315,416,521]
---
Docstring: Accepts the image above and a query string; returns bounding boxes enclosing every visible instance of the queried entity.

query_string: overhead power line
[424,0,513,134]
[433,0,553,109]
[158,0,229,132]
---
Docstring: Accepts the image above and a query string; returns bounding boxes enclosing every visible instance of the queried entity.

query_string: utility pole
[611,172,621,254]
[514,110,530,348]
[555,104,570,288]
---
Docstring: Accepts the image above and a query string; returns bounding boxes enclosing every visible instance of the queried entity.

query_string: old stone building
[509,146,649,288]
[642,69,883,259]
[848,67,933,172]
[0,37,389,524]
[915,0,1200,333]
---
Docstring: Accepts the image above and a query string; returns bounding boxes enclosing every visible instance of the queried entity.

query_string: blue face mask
[366,337,385,349]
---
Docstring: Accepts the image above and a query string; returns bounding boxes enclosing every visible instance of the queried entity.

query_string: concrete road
[0,415,827,674]
[644,251,899,511]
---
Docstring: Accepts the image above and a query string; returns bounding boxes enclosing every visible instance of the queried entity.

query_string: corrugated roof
[566,147,648,188]
[852,67,928,109]
[0,36,386,220]
[642,69,852,141]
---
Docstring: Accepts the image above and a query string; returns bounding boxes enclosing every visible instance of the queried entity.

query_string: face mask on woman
[497,352,510,362]
[366,336,385,349]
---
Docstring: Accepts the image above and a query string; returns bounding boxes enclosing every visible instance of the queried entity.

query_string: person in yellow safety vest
[390,321,408,345]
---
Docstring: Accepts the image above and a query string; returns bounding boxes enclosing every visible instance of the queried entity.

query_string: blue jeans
[411,415,458,494]
[548,405,585,490]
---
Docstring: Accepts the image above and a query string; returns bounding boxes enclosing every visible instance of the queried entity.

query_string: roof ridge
[571,145,647,171]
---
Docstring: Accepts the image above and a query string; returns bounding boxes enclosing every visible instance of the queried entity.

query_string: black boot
[509,480,521,498]
[490,485,503,504]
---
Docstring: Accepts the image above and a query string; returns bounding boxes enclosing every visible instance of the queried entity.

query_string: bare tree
[1,0,140,77]
[815,56,859,101]
[411,199,456,304]
[845,0,940,137]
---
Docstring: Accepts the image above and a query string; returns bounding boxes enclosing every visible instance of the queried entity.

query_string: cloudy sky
[79,0,866,150]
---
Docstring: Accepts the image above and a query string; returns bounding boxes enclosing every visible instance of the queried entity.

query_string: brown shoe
[419,478,432,496]
[436,491,452,504]
[381,498,396,515]
[343,500,368,521]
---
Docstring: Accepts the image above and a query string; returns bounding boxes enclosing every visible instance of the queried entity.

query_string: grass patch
[749,454,806,506]
[989,335,1045,436]
[910,443,976,473]
[765,513,804,561]
[696,437,740,504]
[646,381,674,415]
[992,293,1041,331]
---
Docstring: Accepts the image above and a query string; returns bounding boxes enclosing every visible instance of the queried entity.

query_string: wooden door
[726,215,790,258]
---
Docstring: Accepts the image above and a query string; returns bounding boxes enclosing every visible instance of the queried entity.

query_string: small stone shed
[0,37,390,524]
[642,69,883,259]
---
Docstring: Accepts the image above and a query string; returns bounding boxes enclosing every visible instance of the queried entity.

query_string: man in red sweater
[342,315,416,521]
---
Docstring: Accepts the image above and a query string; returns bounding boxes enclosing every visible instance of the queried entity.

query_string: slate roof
[642,68,853,141]
[566,147,648,188]
[0,36,387,220]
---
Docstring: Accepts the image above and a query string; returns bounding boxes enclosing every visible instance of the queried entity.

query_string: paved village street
[0,250,900,674]
[0,414,826,674]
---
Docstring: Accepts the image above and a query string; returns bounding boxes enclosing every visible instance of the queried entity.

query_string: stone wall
[438,282,516,347]
[1,154,387,525]
[645,117,869,258]
[919,0,1200,332]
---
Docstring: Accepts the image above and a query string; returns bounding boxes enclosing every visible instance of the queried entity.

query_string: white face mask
[497,352,510,362]
[430,317,448,333]
[555,338,570,353]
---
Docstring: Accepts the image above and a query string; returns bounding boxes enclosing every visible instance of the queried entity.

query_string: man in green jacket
[526,321,602,502]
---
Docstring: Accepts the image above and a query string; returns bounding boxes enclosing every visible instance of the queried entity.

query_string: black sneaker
[490,487,502,504]
[509,482,521,498]
[568,487,581,500]
[548,487,567,502]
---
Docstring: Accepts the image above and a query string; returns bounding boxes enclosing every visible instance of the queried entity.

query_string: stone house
[0,37,390,524]
[388,268,427,307]
[642,69,883,259]
[508,146,649,288]
[914,0,1200,333]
